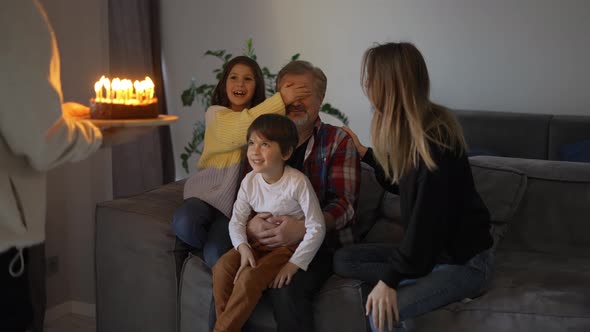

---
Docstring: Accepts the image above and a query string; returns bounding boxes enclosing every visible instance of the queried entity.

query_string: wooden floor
[44,314,96,332]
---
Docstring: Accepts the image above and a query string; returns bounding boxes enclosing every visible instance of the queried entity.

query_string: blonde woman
[334,42,494,332]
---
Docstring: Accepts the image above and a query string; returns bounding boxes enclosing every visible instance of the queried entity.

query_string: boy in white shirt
[212,114,325,332]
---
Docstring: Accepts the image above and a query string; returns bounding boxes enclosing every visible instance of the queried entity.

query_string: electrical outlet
[47,256,59,276]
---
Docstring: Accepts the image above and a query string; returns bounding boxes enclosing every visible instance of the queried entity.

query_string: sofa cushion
[558,139,590,162]
[179,256,371,332]
[362,218,404,245]
[353,162,386,242]
[548,115,590,161]
[469,156,527,224]
[314,275,369,332]
[365,157,528,246]
[479,250,590,317]
[483,157,590,255]
[179,254,279,332]
[467,147,501,157]
[179,254,212,332]
[98,179,185,220]
[455,110,551,159]
[405,250,590,332]
[379,192,401,221]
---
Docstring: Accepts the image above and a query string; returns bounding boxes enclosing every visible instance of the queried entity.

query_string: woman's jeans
[171,197,232,268]
[334,244,494,332]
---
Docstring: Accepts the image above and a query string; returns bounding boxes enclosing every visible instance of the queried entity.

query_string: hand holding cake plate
[68,75,178,146]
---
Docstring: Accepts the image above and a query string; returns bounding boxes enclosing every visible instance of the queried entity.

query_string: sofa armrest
[471,156,590,255]
[315,275,369,332]
[95,180,184,332]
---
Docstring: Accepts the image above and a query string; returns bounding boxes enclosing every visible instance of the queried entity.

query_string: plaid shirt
[301,118,361,248]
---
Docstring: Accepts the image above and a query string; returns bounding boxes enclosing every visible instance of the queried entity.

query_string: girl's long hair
[362,42,466,183]
[211,56,266,109]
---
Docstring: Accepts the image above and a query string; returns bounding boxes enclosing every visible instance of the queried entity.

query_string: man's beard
[287,104,308,126]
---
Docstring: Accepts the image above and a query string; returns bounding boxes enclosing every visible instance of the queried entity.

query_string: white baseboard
[45,301,96,323]
[72,301,96,317]
[45,302,71,323]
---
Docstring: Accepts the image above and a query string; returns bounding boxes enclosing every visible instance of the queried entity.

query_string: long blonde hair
[362,42,466,183]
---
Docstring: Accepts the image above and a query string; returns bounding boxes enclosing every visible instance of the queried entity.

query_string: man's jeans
[335,245,494,332]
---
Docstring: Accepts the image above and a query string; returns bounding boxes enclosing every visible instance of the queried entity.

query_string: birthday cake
[90,76,159,120]
[90,98,159,120]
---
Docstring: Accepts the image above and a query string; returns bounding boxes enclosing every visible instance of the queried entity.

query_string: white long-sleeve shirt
[229,166,325,271]
[0,0,102,254]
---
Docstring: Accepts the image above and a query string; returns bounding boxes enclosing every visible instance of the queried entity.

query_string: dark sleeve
[376,154,450,289]
[361,148,399,194]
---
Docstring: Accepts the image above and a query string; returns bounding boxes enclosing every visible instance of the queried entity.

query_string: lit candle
[134,80,142,103]
[145,77,155,101]
[94,81,102,101]
[103,77,111,103]
[93,75,156,105]
[111,78,121,103]
[122,79,133,104]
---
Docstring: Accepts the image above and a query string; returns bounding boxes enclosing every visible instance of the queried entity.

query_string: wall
[161,0,590,178]
[41,0,110,308]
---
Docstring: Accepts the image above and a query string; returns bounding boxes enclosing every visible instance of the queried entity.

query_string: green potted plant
[179,39,348,174]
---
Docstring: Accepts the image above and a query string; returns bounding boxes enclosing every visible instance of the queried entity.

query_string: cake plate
[86,114,178,127]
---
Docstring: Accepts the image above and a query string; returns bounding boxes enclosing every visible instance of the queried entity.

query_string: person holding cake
[172,56,311,269]
[1,1,154,331]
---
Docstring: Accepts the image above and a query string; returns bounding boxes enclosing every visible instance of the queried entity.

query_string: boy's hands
[246,212,278,240]
[279,82,311,105]
[270,262,299,289]
[257,215,305,247]
[234,244,256,284]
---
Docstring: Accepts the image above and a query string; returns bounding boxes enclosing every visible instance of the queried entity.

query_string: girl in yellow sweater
[173,56,310,268]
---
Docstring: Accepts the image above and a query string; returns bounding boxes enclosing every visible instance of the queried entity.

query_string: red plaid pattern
[302,118,361,247]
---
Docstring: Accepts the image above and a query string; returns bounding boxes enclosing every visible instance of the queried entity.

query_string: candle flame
[93,76,156,105]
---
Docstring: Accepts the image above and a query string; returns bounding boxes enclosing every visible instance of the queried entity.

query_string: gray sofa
[95,111,590,332]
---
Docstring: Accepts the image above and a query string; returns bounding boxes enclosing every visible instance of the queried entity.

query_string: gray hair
[275,60,327,101]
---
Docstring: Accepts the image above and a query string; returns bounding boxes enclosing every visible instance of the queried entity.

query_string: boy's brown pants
[212,245,294,332]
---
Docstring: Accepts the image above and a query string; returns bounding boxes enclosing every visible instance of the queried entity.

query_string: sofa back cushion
[558,140,590,163]
[353,162,386,241]
[548,115,590,162]
[361,156,529,246]
[470,156,528,248]
[470,157,528,224]
[486,157,590,256]
[455,110,551,159]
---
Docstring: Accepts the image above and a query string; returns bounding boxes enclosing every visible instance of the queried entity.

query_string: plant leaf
[181,88,195,106]
[204,50,225,58]
[320,103,349,125]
